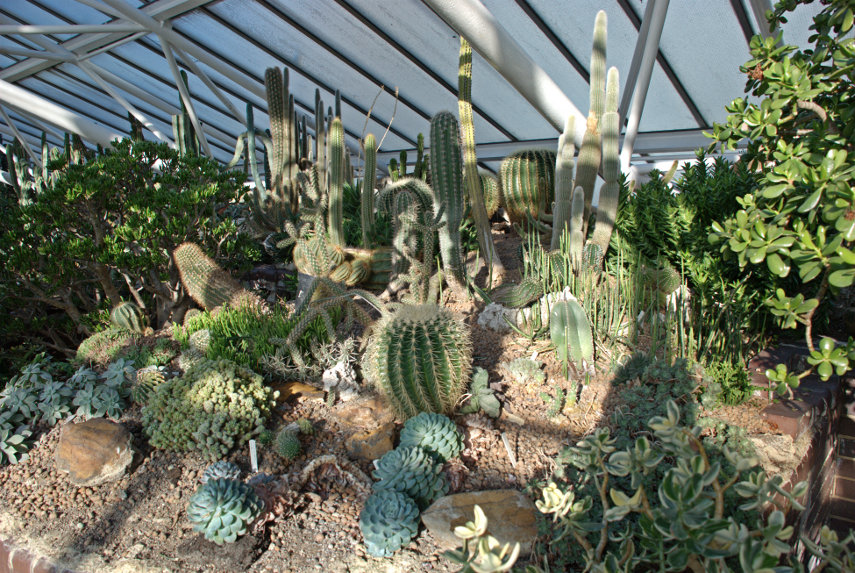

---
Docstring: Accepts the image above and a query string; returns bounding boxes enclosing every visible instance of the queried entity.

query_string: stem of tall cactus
[458,37,504,279]
[429,111,467,295]
[362,133,377,248]
[579,10,608,234]
[591,67,621,256]
[328,117,346,247]
[550,116,576,251]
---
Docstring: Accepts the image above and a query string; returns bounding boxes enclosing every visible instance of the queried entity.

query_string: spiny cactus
[499,149,556,225]
[275,427,301,460]
[362,304,471,419]
[372,445,449,508]
[398,412,463,463]
[429,111,468,294]
[200,460,241,484]
[173,242,260,311]
[359,489,420,557]
[493,276,544,309]
[110,301,149,333]
[551,116,576,251]
[480,172,501,220]
[550,298,594,378]
[362,133,377,248]
[590,67,621,255]
[132,366,166,405]
[328,117,346,247]
[186,478,263,545]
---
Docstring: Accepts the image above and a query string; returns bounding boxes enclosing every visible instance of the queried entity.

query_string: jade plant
[186,477,264,545]
[708,0,855,396]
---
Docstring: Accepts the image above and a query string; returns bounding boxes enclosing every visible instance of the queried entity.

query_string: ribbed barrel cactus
[372,445,448,508]
[362,304,471,419]
[186,478,263,545]
[109,301,148,333]
[359,489,420,557]
[398,412,462,463]
[499,149,556,225]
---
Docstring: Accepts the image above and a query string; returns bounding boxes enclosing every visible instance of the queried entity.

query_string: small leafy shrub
[372,446,448,509]
[398,412,463,464]
[274,428,301,460]
[186,477,263,545]
[359,489,420,558]
[141,358,277,460]
[444,505,521,572]
[122,336,179,369]
[0,410,32,465]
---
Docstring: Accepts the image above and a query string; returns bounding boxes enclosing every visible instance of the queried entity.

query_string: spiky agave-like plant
[362,304,471,419]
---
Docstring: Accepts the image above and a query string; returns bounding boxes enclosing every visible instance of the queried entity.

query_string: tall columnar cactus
[328,117,346,247]
[568,186,586,262]
[499,149,556,225]
[362,304,472,419]
[429,111,468,294]
[171,70,200,157]
[458,37,503,277]
[591,67,621,255]
[173,242,259,311]
[550,116,577,251]
[578,10,608,230]
[362,133,377,248]
[550,298,594,378]
[110,301,148,333]
[314,89,327,193]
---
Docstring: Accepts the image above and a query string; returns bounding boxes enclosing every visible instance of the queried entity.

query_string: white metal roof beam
[0,23,144,34]
[159,35,213,157]
[0,79,124,148]
[618,0,656,122]
[0,47,76,62]
[422,0,586,145]
[620,0,670,173]
[747,0,776,39]
[0,0,212,82]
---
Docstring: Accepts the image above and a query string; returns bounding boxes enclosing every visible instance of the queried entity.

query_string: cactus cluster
[398,412,463,464]
[359,489,420,558]
[141,358,277,460]
[110,301,149,333]
[362,304,471,419]
[173,242,260,312]
[186,477,263,545]
[549,298,595,377]
[132,366,167,405]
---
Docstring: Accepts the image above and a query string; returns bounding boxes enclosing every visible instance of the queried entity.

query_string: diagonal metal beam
[0,23,144,34]
[747,0,776,40]
[159,33,213,156]
[729,0,756,45]
[513,0,590,83]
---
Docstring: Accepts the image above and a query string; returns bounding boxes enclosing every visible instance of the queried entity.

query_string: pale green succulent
[372,445,448,508]
[201,460,241,484]
[186,478,263,545]
[359,489,420,557]
[398,412,462,463]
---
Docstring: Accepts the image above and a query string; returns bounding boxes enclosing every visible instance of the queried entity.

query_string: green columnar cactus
[314,89,327,193]
[171,70,199,157]
[550,298,594,378]
[362,304,471,418]
[399,412,463,463]
[173,242,259,311]
[591,68,621,255]
[186,478,263,545]
[550,116,577,251]
[579,11,608,228]
[494,276,544,309]
[459,37,503,276]
[265,67,297,212]
[568,186,585,262]
[429,111,468,294]
[110,301,148,333]
[362,133,377,248]
[499,149,556,225]
[372,445,449,508]
[328,117,346,247]
[359,490,420,557]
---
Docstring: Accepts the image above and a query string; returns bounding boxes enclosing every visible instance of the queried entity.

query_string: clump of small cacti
[359,489,420,558]
[398,412,463,464]
[362,304,471,419]
[372,445,448,509]
[200,460,242,484]
[110,301,149,333]
[141,359,277,460]
[296,418,314,435]
[275,428,301,460]
[186,478,263,545]
[75,327,142,368]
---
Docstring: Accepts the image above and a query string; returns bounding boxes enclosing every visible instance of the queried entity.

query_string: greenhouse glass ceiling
[0,0,825,176]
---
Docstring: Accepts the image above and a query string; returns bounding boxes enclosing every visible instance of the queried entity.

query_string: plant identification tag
[249,439,258,473]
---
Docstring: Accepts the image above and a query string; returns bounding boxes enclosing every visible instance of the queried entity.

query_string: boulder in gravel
[55,418,134,487]
[345,421,395,462]
[421,489,538,556]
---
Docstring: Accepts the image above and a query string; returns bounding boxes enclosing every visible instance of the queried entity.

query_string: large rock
[421,489,538,556]
[345,421,395,462]
[55,418,134,487]
[335,395,396,429]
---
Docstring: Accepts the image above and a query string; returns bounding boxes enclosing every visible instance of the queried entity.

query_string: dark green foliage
[141,358,276,460]
[372,445,449,509]
[173,303,333,376]
[359,490,420,558]
[342,180,392,248]
[398,412,463,463]
[187,478,263,545]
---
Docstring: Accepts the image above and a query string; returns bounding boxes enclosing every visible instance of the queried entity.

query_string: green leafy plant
[359,489,420,558]
[0,410,32,465]
[708,0,855,396]
[186,477,264,545]
[398,412,463,464]
[444,505,521,573]
[372,445,448,509]
[459,367,501,418]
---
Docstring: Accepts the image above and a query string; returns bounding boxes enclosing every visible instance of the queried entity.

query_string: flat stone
[271,381,325,403]
[334,395,395,429]
[55,418,134,487]
[345,421,395,462]
[421,489,538,556]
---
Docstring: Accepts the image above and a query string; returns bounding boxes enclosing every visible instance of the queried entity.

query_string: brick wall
[830,376,855,533]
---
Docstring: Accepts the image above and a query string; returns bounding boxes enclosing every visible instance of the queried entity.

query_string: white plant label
[249,439,258,473]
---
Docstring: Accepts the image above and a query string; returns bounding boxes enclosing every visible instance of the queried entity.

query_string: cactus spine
[328,117,346,247]
[429,111,467,294]
[550,116,576,250]
[362,304,472,419]
[591,67,621,254]
[362,133,377,248]
[458,37,503,277]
